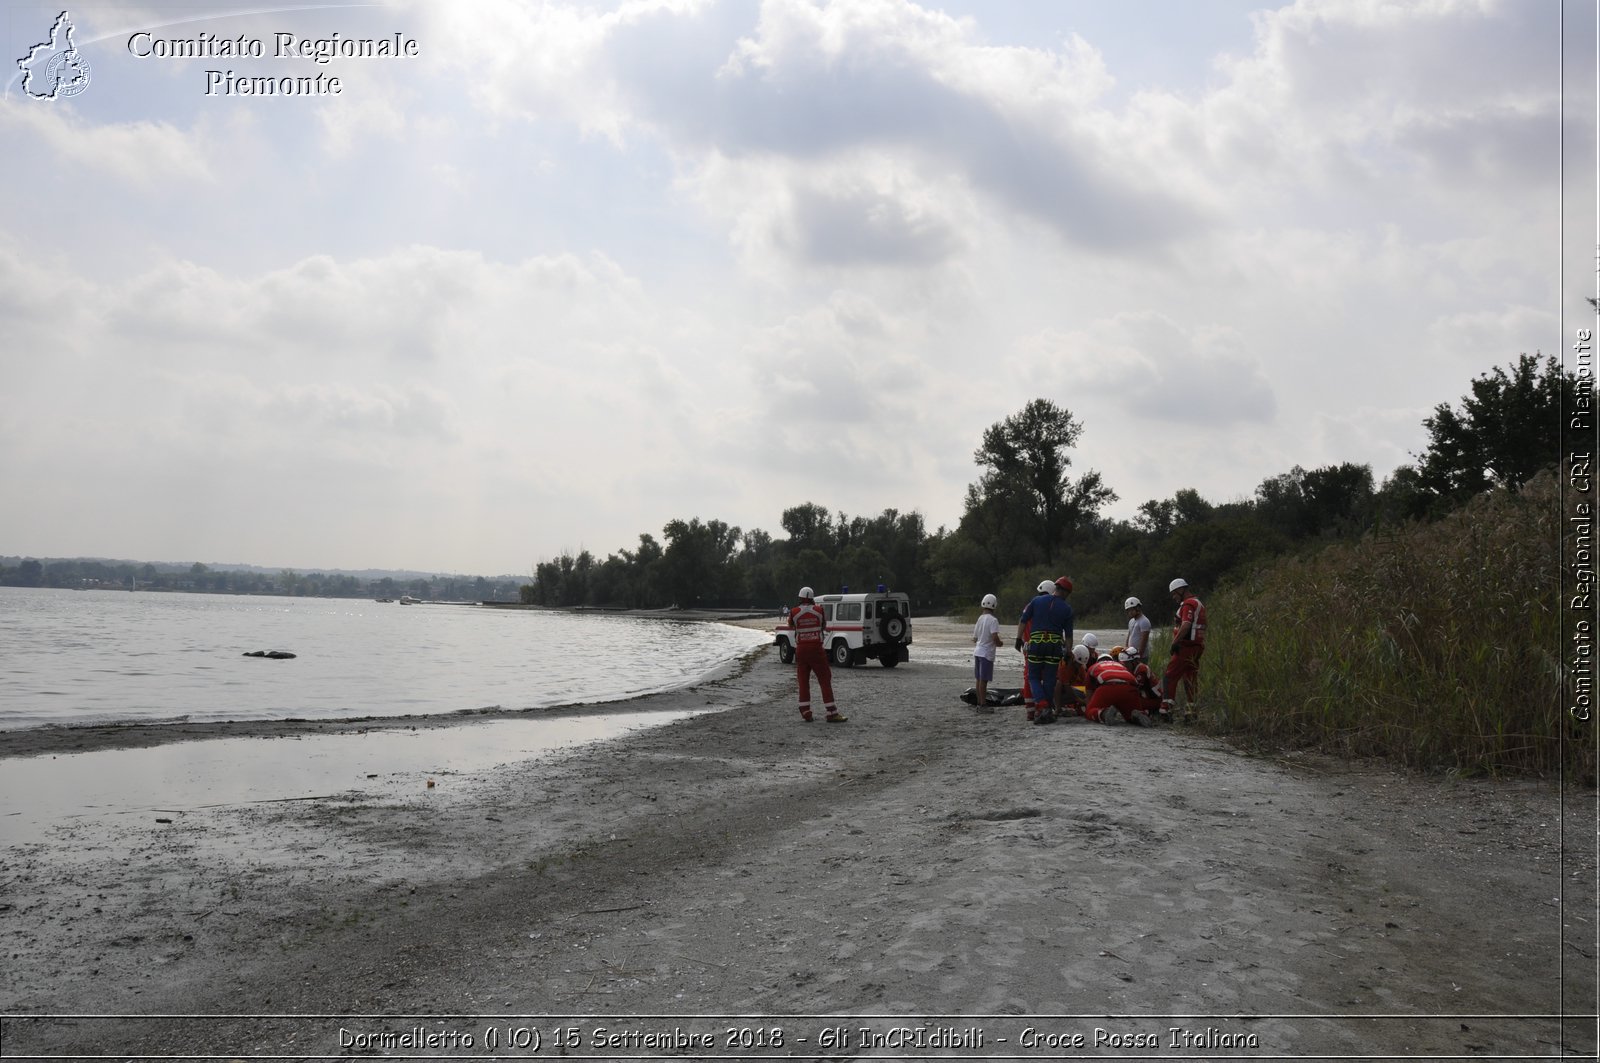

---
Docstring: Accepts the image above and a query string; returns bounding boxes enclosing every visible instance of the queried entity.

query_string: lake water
[0,588,772,730]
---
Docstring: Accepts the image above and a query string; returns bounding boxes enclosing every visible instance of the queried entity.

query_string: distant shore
[477,601,778,622]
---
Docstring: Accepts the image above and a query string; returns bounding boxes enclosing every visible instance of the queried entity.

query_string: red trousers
[1086,683,1142,723]
[795,644,836,716]
[1162,643,1204,704]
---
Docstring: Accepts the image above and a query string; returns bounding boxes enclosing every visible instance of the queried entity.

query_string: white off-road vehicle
[774,591,913,668]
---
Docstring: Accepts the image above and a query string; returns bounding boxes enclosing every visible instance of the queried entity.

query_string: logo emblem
[17,11,91,99]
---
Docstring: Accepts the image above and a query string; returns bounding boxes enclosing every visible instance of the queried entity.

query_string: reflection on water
[0,711,694,846]
[0,588,770,729]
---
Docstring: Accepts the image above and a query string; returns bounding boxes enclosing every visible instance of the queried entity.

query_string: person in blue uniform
[1018,576,1074,724]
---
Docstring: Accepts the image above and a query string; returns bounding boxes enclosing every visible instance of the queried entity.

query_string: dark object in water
[960,686,1024,706]
[242,650,297,659]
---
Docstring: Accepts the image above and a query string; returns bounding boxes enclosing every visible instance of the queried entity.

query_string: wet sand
[1,618,1594,1060]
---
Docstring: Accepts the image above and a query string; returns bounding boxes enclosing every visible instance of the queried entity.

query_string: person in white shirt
[1123,596,1152,663]
[971,593,1003,712]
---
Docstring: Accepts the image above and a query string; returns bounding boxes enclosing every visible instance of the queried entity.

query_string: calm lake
[0,587,771,730]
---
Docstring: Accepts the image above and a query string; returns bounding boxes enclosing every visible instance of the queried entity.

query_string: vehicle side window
[823,605,835,622]
[864,603,874,619]
[838,603,862,622]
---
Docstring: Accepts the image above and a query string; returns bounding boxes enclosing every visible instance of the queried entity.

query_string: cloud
[0,239,91,334]
[317,92,410,158]
[0,101,214,186]
[425,0,1211,268]
[1186,0,1561,199]
[420,0,712,140]
[1022,313,1278,426]
[682,149,974,271]
[421,0,1561,281]
[688,0,1208,254]
[1424,304,1555,365]
[0,237,836,565]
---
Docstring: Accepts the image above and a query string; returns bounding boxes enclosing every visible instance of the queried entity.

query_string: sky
[1,0,1594,577]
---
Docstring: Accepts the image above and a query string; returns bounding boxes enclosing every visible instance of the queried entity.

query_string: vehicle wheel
[831,640,853,667]
[880,653,899,668]
[777,639,794,664]
[880,615,907,643]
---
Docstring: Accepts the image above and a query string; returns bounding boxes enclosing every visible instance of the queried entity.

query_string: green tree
[1255,463,1375,540]
[738,529,783,605]
[780,503,836,555]
[968,399,1116,565]
[1416,354,1576,507]
[1134,488,1213,539]
[660,518,742,607]
[1373,465,1431,525]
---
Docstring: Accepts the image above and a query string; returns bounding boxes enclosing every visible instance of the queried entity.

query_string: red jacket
[791,602,827,645]
[1174,595,1207,646]
[1087,658,1137,689]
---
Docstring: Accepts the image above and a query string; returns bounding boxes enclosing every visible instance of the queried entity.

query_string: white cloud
[1188,0,1559,199]
[420,0,712,140]
[1021,313,1277,426]
[682,149,976,273]
[317,92,410,158]
[0,101,214,186]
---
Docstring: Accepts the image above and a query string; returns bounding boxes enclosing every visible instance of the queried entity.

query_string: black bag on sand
[960,686,1024,706]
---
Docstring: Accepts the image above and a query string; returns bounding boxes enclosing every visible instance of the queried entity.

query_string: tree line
[523,353,1579,618]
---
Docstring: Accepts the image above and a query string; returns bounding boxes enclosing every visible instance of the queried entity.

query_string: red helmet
[1054,576,1073,593]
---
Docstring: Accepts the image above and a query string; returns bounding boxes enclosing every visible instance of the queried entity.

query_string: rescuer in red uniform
[1080,647,1154,726]
[1161,577,1207,722]
[790,586,846,723]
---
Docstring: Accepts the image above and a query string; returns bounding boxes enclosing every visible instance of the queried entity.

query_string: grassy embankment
[1201,472,1592,778]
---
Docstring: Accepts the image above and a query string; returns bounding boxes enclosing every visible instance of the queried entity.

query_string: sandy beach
[1,617,1595,1060]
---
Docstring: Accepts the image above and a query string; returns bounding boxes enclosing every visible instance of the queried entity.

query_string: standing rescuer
[1161,577,1207,721]
[1015,579,1054,705]
[1018,576,1075,725]
[790,586,846,723]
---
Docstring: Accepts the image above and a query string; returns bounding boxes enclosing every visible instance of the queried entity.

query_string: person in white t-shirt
[1123,596,1152,663]
[971,593,1003,712]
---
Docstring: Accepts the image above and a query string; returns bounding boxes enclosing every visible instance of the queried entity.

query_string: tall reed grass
[1202,472,1592,778]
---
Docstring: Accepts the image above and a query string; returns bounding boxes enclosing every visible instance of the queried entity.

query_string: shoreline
[3,620,1594,1059]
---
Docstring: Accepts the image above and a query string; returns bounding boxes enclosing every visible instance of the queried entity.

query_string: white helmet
[1072,644,1091,664]
[1082,632,1099,649]
[798,586,815,599]
[1037,579,1054,593]
[1169,578,1189,593]
[1124,596,1141,610]
[980,593,998,609]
